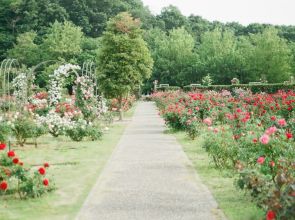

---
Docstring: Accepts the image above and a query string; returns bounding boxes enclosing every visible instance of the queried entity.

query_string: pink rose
[203,118,212,126]
[277,118,287,127]
[257,156,265,164]
[259,134,270,144]
[265,126,277,135]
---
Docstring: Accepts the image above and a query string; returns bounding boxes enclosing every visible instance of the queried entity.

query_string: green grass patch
[172,131,264,220]
[0,107,136,220]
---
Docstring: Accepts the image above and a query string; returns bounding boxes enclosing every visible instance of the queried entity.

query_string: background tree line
[1,1,295,91]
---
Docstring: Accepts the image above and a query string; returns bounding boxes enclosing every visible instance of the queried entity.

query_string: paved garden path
[76,102,226,220]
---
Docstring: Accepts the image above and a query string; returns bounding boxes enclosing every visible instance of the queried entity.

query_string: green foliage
[0,122,12,143]
[201,74,213,86]
[157,5,188,31]
[8,31,41,66]
[98,12,153,101]
[149,27,198,87]
[198,28,245,84]
[11,114,45,146]
[42,21,83,60]
[245,27,292,83]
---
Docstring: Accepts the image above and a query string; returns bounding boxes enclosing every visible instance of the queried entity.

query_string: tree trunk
[119,96,124,121]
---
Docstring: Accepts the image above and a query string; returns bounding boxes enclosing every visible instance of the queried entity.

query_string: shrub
[0,145,54,199]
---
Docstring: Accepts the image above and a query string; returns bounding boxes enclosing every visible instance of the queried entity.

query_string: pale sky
[141,0,295,26]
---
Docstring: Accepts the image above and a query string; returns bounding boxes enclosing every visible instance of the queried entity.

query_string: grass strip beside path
[0,106,136,220]
[172,131,264,220]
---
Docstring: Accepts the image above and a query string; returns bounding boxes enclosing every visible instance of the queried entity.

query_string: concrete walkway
[76,102,226,220]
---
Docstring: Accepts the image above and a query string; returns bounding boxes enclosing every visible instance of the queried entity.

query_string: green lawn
[0,106,136,220]
[172,131,264,220]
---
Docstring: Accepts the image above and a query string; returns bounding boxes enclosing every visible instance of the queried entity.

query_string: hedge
[156,86,181,91]
[183,83,295,93]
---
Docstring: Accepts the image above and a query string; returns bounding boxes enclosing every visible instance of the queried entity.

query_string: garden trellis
[82,61,98,96]
[0,59,26,112]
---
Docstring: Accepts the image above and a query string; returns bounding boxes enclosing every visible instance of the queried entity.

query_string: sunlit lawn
[0,105,136,220]
[172,131,264,220]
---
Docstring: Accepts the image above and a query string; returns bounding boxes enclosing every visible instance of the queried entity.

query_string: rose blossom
[12,158,19,164]
[257,156,265,164]
[0,143,6,150]
[38,167,46,175]
[269,161,275,167]
[259,134,270,144]
[265,126,277,135]
[44,162,50,168]
[203,118,212,126]
[0,181,8,191]
[286,132,293,139]
[277,118,287,127]
[43,179,49,186]
[7,151,15,158]
[266,210,276,220]
[270,116,276,121]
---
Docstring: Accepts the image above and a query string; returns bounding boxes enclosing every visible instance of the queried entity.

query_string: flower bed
[152,89,295,220]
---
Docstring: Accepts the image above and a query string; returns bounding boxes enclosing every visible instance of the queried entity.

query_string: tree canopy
[1,0,295,91]
[98,12,153,118]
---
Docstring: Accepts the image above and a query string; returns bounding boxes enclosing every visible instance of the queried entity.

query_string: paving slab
[76,102,226,220]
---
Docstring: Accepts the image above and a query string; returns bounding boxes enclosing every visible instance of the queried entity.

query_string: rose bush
[0,143,54,199]
[153,89,295,219]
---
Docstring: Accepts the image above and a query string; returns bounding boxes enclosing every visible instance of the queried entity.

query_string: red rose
[38,167,46,175]
[286,132,293,139]
[0,143,6,150]
[44,162,49,168]
[43,179,49,186]
[0,181,8,191]
[270,116,276,121]
[12,158,19,164]
[252,138,258,143]
[266,210,276,220]
[7,151,15,158]
[19,161,24,166]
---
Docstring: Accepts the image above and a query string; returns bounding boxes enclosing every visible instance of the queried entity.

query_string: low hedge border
[183,83,295,93]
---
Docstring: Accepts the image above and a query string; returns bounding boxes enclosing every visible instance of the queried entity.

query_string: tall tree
[41,21,83,61]
[98,12,153,119]
[246,27,292,83]
[157,5,188,31]
[8,31,41,66]
[198,28,243,84]
[150,27,198,86]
